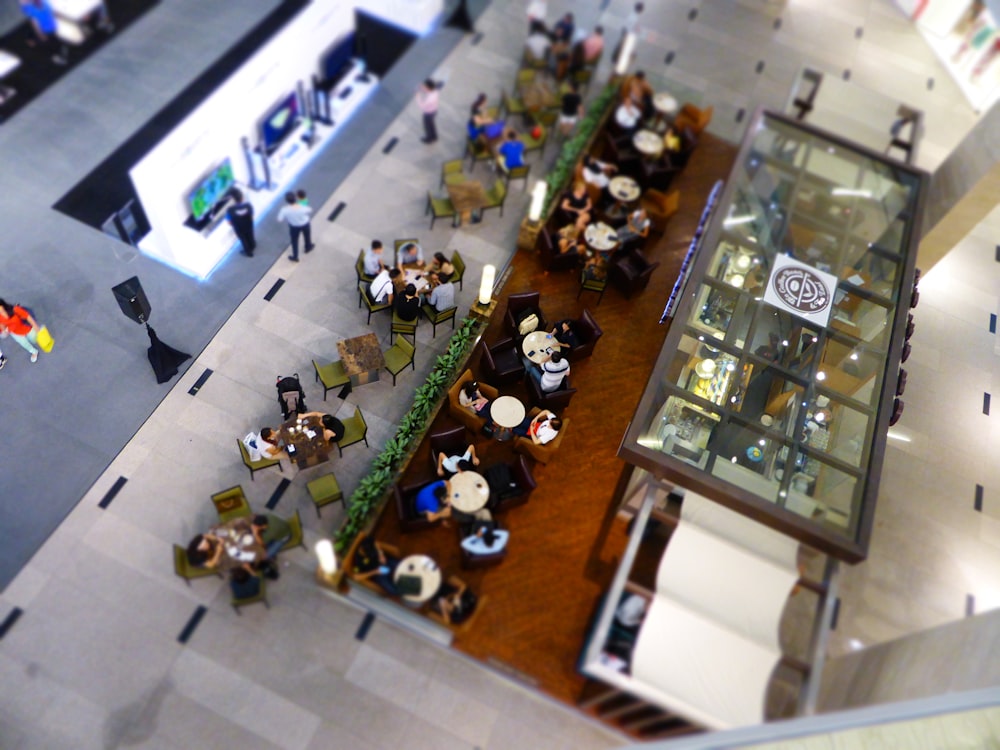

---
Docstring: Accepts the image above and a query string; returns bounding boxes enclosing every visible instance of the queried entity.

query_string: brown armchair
[394,478,445,532]
[480,337,525,386]
[525,370,577,411]
[640,188,680,235]
[448,369,500,433]
[504,291,546,337]
[567,309,603,360]
[609,247,660,298]
[673,103,713,136]
[539,226,581,273]
[429,424,469,475]
[513,408,569,464]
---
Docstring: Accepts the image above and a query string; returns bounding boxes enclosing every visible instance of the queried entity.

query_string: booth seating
[539,226,581,273]
[512,407,569,464]
[526,371,577,411]
[448,370,500,434]
[480,337,525,386]
[504,291,547,337]
[609,247,660,298]
[566,309,603,360]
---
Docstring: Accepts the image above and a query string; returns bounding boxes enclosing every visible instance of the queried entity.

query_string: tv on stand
[260,91,301,157]
[185,158,235,230]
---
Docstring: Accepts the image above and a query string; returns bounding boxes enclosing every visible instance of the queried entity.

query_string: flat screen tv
[322,32,356,90]
[187,158,235,222]
[260,92,301,155]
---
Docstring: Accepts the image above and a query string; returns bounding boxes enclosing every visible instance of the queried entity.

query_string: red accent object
[531,126,542,139]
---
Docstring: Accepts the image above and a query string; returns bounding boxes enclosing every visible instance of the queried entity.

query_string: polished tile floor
[0,0,996,748]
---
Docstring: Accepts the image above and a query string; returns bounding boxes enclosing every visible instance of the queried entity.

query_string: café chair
[513,408,570,465]
[237,439,283,482]
[501,162,531,191]
[673,103,714,136]
[383,335,416,386]
[422,304,457,337]
[232,576,269,615]
[355,248,375,285]
[486,454,537,513]
[572,67,593,91]
[640,159,679,192]
[577,268,607,305]
[450,250,466,290]
[358,280,392,324]
[500,87,527,123]
[429,424,469,475]
[517,68,535,85]
[480,337,525,386]
[279,510,306,553]
[391,310,418,344]
[465,136,493,171]
[336,406,369,457]
[609,247,660,299]
[640,188,680,235]
[539,226,580,273]
[504,291,546,337]
[440,159,464,188]
[307,473,344,518]
[343,535,402,596]
[481,178,508,219]
[212,485,251,522]
[426,191,457,230]
[393,237,421,267]
[173,544,222,586]
[525,371,577,412]
[313,359,350,400]
[567,309,604,360]
[448,369,500,433]
[394,479,444,532]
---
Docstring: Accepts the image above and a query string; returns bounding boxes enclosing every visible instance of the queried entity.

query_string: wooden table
[633,128,664,159]
[446,179,489,225]
[519,78,557,112]
[279,413,330,469]
[393,554,442,604]
[404,268,430,293]
[584,222,620,254]
[337,332,385,386]
[449,471,491,513]
[522,330,556,364]
[491,395,526,442]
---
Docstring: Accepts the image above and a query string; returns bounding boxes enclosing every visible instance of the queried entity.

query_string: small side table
[393,554,442,604]
[449,471,490,513]
[491,396,526,442]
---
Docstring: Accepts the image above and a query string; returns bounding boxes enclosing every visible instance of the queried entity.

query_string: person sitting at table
[257,427,285,459]
[663,126,682,155]
[583,249,609,282]
[524,350,571,393]
[461,525,510,556]
[394,283,421,322]
[186,532,225,570]
[431,578,477,625]
[582,154,617,190]
[414,479,452,522]
[363,239,386,276]
[437,443,480,477]
[368,266,402,305]
[556,221,586,258]
[615,207,651,245]
[352,534,401,596]
[513,409,563,445]
[229,567,263,600]
[621,70,654,119]
[559,181,592,226]
[300,411,345,444]
[459,380,492,418]
[205,517,266,575]
[615,98,642,133]
[525,26,551,65]
[550,319,580,350]
[468,94,505,144]
[424,271,455,313]
[497,129,526,170]
[552,11,574,43]
[251,514,291,563]
[428,251,454,284]
[397,242,425,269]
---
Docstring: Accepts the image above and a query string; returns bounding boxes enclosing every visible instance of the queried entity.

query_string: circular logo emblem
[771,267,831,314]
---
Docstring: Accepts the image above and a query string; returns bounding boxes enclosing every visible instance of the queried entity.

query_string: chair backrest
[493,179,507,201]
[356,249,369,281]
[352,405,367,431]
[451,250,465,281]
[443,160,463,176]
[507,291,540,318]
[579,308,603,341]
[430,424,467,457]
[212,485,249,519]
[480,341,498,375]
[396,335,415,361]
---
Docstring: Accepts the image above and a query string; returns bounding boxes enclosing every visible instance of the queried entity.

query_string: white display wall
[130,0,443,279]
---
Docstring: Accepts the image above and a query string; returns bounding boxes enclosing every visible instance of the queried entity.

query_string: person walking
[276,191,313,262]
[416,79,440,144]
[0,299,41,364]
[226,189,255,257]
[19,0,69,66]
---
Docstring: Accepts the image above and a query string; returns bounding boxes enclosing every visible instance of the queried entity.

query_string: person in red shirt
[0,299,41,365]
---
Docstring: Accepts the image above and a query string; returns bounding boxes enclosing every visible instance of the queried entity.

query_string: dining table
[337,332,385,386]
[490,395,526,442]
[448,471,491,513]
[584,222,620,255]
[633,128,665,159]
[446,179,489,226]
[522,330,557,364]
[279,413,330,469]
[652,91,679,130]
[607,175,641,220]
[393,554,442,604]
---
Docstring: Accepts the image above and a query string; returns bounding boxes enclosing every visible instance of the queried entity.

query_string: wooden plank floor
[373,132,737,707]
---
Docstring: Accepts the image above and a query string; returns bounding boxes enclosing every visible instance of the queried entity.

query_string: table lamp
[528,180,547,224]
[315,539,338,582]
[615,32,637,76]
[479,264,496,306]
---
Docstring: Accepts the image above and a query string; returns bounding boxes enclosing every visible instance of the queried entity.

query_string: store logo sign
[763,254,838,327]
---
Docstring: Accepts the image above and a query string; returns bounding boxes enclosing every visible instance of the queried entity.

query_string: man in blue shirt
[414,480,451,522]
[20,0,68,66]
[426,272,456,313]
[498,130,525,170]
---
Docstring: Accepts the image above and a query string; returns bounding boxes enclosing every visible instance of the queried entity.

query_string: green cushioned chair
[307,473,344,518]
[464,137,493,171]
[501,163,530,191]
[173,544,222,586]
[450,250,466,291]
[482,178,508,219]
[336,406,369,457]
[383,335,416,386]
[578,268,607,305]
[441,159,464,188]
[232,576,269,614]
[212,485,251,523]
[501,87,527,122]
[426,192,457,230]
[355,248,375,285]
[358,280,392,324]
[421,304,457,338]
[313,359,350,400]
[237,439,283,482]
[391,310,418,343]
[280,510,305,552]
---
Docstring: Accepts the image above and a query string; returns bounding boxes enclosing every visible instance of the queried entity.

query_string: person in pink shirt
[416,79,440,144]
[582,25,604,64]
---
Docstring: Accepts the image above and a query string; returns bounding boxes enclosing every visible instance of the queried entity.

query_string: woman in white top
[437,444,480,476]
[461,526,510,555]
[615,99,641,131]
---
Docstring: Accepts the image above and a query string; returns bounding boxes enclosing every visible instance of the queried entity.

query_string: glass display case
[621,110,926,562]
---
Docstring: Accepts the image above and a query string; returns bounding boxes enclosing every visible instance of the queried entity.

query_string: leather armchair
[640,188,680,235]
[673,103,713,136]
[512,408,570,464]
[525,369,577,411]
[429,424,469,475]
[489,454,537,513]
[609,247,660,298]
[448,369,500,433]
[480,337,525,386]
[539,225,581,273]
[505,291,546,337]
[568,309,603,360]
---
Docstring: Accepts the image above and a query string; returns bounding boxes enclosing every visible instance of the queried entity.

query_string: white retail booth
[129,0,443,279]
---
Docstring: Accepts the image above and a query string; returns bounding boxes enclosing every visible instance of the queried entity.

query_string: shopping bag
[36,326,54,353]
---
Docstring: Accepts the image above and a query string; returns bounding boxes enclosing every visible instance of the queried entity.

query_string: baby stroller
[276,373,306,420]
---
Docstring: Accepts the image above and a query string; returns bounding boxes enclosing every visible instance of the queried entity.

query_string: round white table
[490,396,526,442]
[522,330,556,364]
[449,471,490,513]
[633,129,664,159]
[584,222,619,253]
[608,175,641,203]
[653,92,679,117]
[393,554,442,604]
